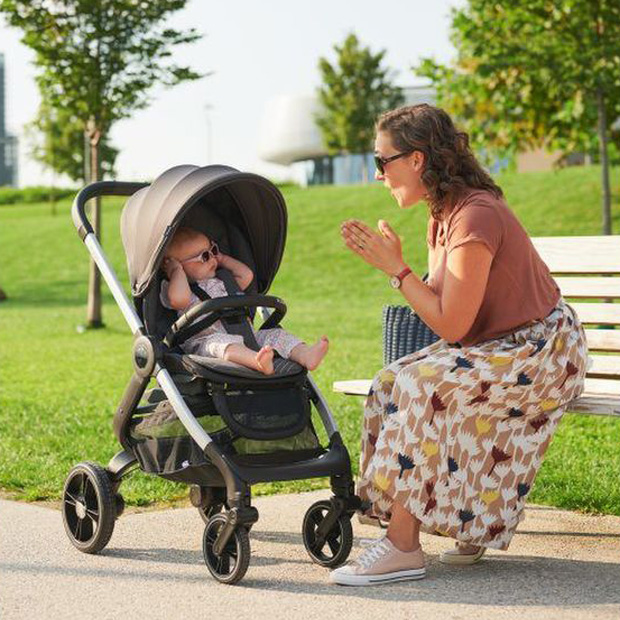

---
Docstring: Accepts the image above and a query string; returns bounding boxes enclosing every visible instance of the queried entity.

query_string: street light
[204,103,213,164]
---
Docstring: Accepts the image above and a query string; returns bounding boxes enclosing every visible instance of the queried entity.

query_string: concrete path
[1,491,619,620]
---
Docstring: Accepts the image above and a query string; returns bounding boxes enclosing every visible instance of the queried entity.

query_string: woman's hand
[340,219,407,275]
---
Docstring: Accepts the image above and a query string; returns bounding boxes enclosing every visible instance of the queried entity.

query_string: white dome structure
[257,95,326,166]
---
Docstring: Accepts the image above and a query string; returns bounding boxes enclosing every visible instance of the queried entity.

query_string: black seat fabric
[163,352,305,381]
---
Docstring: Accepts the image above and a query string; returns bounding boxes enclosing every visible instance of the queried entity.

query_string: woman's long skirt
[357,299,589,550]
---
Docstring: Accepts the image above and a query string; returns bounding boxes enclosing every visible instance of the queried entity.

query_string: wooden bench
[334,235,620,418]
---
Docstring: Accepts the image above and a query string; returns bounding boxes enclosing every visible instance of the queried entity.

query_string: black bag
[382,305,440,366]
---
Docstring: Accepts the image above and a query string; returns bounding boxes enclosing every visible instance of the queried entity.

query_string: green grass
[1,164,619,513]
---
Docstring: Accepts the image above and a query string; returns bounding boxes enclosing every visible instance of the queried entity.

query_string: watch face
[389,275,400,289]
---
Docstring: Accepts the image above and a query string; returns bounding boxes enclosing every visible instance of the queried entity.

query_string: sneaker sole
[439,547,486,565]
[329,567,426,586]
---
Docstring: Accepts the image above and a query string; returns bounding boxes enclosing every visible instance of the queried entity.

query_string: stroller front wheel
[202,513,251,585]
[62,461,117,554]
[302,500,353,568]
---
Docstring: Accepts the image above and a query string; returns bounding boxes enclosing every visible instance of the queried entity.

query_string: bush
[0,186,77,205]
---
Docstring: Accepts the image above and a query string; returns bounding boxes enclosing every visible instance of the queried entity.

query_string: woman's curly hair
[376,104,503,219]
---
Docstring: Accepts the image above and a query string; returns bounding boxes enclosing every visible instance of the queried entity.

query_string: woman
[330,104,588,587]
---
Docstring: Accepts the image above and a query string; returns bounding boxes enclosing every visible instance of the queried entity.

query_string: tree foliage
[0,0,203,142]
[28,101,118,183]
[417,1,620,158]
[416,1,620,233]
[316,33,404,157]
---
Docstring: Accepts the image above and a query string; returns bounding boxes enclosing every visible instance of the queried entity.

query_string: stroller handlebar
[164,294,287,349]
[72,181,149,240]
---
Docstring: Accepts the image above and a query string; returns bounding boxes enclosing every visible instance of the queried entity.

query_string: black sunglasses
[374,151,414,175]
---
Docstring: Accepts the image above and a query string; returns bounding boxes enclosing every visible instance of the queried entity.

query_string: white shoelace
[359,535,386,548]
[356,539,392,570]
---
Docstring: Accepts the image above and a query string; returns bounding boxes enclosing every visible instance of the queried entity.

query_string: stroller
[61,165,363,584]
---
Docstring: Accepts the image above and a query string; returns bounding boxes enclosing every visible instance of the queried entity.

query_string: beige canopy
[120,164,288,298]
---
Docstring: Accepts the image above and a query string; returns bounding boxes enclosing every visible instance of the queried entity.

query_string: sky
[0,0,462,187]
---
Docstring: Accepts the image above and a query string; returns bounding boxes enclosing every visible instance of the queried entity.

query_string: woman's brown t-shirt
[426,189,560,346]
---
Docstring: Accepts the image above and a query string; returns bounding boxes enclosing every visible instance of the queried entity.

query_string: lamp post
[204,103,213,164]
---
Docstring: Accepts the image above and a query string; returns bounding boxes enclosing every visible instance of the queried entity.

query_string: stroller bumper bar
[72,181,149,240]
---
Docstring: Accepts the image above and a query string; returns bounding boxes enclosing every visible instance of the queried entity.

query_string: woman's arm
[398,243,492,342]
[217,253,254,291]
[341,219,492,343]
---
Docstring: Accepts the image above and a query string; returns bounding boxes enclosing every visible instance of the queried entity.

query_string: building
[0,53,19,187]
[258,86,436,186]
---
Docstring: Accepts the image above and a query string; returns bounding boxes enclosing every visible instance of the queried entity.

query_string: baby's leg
[289,336,329,371]
[223,343,274,375]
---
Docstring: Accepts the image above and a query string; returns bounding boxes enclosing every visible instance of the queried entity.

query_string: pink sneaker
[329,537,426,586]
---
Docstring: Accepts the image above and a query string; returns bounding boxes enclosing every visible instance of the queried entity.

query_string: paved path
[1,491,619,620]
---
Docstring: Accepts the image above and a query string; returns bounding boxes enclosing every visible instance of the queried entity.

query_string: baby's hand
[163,256,183,279]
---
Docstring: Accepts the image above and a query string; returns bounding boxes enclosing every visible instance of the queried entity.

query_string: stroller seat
[165,351,305,381]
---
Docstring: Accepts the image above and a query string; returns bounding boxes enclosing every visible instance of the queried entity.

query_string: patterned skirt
[357,298,589,550]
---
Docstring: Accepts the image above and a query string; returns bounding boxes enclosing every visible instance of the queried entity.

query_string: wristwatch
[389,266,412,289]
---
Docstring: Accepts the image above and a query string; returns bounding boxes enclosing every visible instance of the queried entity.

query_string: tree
[316,33,404,183]
[0,0,204,326]
[28,100,118,184]
[417,0,620,234]
[0,287,6,302]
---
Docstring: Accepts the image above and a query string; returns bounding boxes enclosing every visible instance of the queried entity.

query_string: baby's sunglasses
[181,242,220,264]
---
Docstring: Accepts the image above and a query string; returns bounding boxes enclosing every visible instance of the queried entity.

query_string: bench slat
[570,303,620,326]
[588,355,620,379]
[584,329,620,352]
[532,236,620,274]
[555,277,620,299]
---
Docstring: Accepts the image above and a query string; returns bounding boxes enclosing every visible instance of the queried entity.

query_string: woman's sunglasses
[374,150,414,175]
[181,242,220,264]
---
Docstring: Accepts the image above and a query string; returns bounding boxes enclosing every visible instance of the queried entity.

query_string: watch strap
[395,266,412,284]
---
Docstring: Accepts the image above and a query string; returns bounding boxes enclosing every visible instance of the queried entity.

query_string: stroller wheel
[62,462,117,554]
[202,513,251,585]
[115,493,125,518]
[302,500,353,568]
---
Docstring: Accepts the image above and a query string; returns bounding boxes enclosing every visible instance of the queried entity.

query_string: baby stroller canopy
[120,164,288,298]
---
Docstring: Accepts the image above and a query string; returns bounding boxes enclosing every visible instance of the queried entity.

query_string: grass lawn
[0,164,619,514]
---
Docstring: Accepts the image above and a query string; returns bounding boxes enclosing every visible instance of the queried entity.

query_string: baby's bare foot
[304,336,329,371]
[255,346,274,375]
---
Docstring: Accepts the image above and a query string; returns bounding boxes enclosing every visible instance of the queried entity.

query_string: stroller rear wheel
[302,499,353,568]
[62,461,117,554]
[202,513,251,585]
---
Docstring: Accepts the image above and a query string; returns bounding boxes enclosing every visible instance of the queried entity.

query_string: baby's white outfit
[160,277,302,359]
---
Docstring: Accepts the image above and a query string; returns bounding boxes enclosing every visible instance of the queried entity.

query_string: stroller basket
[130,383,320,478]
[211,381,311,440]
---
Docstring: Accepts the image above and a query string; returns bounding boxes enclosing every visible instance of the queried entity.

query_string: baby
[161,227,329,375]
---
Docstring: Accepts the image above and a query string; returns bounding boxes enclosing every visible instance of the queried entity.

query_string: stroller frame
[65,179,363,584]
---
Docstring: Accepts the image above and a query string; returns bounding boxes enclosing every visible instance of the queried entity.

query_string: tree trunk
[0,287,7,302]
[596,85,612,235]
[86,119,104,328]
